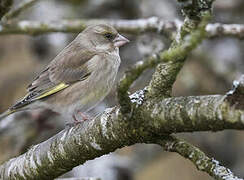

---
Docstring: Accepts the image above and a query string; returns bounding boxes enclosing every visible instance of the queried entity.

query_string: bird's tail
[0,109,15,121]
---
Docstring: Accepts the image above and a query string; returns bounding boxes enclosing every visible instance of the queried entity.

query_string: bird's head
[82,24,129,51]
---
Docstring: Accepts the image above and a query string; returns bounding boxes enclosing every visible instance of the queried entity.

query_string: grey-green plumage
[0,24,129,122]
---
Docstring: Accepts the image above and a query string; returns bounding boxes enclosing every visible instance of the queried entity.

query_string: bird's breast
[78,53,120,111]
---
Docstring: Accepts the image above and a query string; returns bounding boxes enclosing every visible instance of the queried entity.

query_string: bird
[0,24,129,123]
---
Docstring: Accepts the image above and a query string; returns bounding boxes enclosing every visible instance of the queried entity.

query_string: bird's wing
[11,42,96,110]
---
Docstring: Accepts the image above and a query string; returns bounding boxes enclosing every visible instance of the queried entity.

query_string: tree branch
[1,0,38,22]
[0,78,243,179]
[0,0,13,19]
[158,136,243,180]
[0,18,243,39]
[147,14,210,98]
[146,0,213,98]
[55,178,101,180]
[0,17,179,36]
[1,1,243,179]
[117,11,210,114]
[206,23,244,39]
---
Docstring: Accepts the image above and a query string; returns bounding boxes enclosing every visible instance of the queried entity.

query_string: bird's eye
[104,33,113,40]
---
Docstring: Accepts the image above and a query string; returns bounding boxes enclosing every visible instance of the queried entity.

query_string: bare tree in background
[0,0,243,179]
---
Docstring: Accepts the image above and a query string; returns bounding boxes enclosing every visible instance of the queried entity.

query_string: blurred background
[0,0,244,179]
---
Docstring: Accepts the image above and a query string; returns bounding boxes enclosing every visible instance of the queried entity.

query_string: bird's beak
[113,34,130,47]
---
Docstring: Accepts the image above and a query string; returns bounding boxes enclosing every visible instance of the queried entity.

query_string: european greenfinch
[0,24,129,123]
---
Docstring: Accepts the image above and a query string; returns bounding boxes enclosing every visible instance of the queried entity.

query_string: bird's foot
[65,115,82,127]
[72,114,82,124]
[78,111,90,121]
[71,111,90,125]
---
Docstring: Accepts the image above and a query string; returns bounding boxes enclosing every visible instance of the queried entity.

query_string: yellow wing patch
[35,83,69,100]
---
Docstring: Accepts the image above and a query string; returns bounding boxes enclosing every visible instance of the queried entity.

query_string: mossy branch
[146,9,211,99]
[117,10,211,115]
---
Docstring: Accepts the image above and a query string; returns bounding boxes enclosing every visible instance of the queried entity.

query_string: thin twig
[206,23,244,39]
[158,136,243,180]
[117,54,161,115]
[0,0,13,19]
[0,17,180,36]
[0,18,243,39]
[1,0,39,22]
